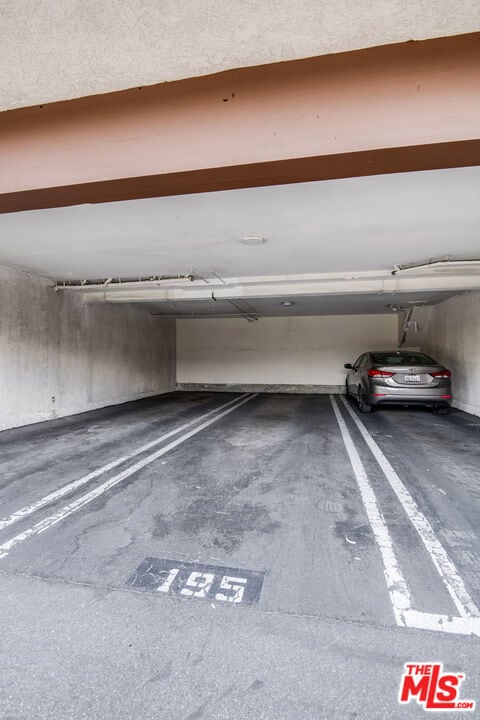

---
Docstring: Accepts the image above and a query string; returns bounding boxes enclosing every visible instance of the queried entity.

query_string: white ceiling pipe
[56,270,391,294]
[57,264,480,295]
[54,276,194,292]
[80,274,480,303]
[392,259,480,275]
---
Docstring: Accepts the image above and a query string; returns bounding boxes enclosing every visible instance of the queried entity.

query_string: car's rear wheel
[432,406,450,415]
[358,388,372,413]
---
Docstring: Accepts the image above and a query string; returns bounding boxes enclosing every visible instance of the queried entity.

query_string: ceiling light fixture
[239,236,265,246]
[281,301,294,307]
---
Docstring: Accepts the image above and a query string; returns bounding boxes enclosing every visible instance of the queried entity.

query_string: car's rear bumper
[367,387,452,407]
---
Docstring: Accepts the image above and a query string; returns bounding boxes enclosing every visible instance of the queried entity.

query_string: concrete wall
[0,264,175,431]
[176,315,398,391]
[405,291,480,417]
[2,1,480,110]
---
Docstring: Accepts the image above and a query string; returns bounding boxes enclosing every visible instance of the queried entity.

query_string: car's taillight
[367,369,394,378]
[430,370,451,378]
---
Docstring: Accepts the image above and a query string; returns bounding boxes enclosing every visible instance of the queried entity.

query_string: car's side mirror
[344,363,353,369]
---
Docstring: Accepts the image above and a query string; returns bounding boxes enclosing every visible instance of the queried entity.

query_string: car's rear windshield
[370,352,437,366]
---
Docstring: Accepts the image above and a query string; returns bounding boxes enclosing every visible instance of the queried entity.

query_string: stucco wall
[176,315,398,390]
[0,264,175,431]
[2,0,480,110]
[406,291,480,417]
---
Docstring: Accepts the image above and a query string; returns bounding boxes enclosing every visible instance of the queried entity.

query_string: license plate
[404,374,421,382]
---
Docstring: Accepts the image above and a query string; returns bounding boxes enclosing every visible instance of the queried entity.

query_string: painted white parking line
[0,393,252,533]
[332,396,480,636]
[340,395,480,620]
[330,396,412,625]
[403,610,480,636]
[0,393,257,559]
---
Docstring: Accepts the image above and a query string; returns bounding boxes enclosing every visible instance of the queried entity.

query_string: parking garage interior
[1,14,480,720]
[2,166,480,430]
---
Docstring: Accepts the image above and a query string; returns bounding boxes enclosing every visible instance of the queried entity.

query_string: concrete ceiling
[0,166,479,317]
[0,166,479,279]
[143,291,460,318]
[1,1,479,110]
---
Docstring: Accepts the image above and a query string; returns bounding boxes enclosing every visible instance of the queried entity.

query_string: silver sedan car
[344,351,452,414]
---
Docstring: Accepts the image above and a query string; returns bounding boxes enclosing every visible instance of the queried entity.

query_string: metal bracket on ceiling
[191,268,210,284]
[398,306,416,347]
[225,299,258,323]
[393,300,429,347]
[211,271,227,284]
[208,286,257,321]
[192,269,228,286]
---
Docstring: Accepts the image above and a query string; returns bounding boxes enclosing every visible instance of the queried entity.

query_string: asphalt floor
[1,391,479,719]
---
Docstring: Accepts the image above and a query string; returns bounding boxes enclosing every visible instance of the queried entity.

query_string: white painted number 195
[155,568,248,603]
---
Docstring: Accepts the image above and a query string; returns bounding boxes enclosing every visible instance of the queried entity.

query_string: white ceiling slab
[0,166,479,283]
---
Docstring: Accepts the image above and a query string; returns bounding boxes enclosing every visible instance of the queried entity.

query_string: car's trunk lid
[375,364,443,387]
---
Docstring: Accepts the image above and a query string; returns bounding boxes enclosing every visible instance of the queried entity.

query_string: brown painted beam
[1,33,479,214]
[2,140,480,214]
